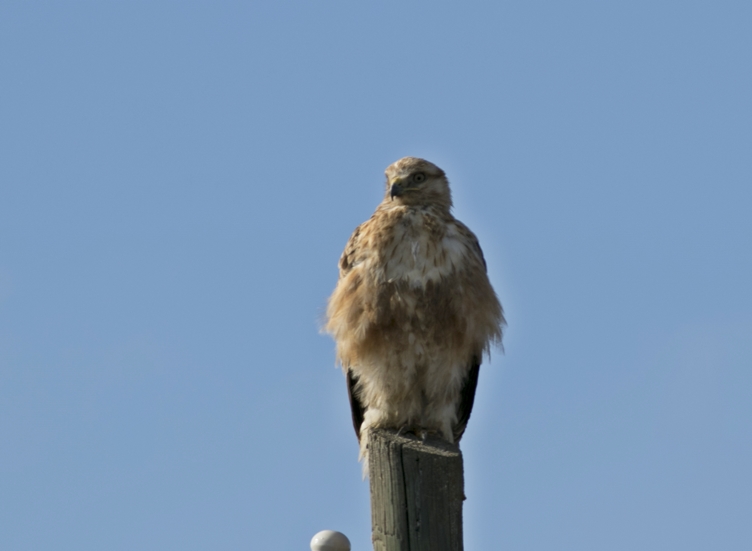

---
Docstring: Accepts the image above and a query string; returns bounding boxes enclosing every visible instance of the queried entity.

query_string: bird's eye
[412,172,426,184]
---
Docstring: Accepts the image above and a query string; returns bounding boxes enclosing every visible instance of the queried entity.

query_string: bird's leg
[400,426,442,442]
[396,425,419,439]
[419,428,445,442]
[395,425,411,437]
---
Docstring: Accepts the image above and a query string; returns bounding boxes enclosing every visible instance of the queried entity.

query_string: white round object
[310,530,351,551]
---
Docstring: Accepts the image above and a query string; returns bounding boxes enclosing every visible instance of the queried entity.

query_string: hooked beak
[390,182,404,199]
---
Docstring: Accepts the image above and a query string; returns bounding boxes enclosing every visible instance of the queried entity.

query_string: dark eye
[412,172,426,184]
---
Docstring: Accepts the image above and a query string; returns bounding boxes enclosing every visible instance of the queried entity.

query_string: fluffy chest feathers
[328,201,498,349]
[363,206,471,286]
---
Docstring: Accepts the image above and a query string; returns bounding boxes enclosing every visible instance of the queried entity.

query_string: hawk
[326,157,504,466]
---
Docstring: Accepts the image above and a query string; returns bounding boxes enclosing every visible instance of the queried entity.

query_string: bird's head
[384,157,452,209]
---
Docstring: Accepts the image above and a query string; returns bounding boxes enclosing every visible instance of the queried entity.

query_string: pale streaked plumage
[325,157,504,469]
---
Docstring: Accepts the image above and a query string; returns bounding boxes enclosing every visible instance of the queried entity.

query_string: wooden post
[368,428,464,551]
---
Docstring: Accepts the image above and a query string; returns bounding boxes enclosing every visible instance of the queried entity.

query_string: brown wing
[335,223,369,441]
[338,224,362,277]
[453,356,481,442]
[454,219,488,271]
[346,368,366,441]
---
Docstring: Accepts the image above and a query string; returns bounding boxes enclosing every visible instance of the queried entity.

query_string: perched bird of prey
[326,157,504,466]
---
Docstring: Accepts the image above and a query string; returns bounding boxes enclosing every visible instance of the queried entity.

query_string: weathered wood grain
[368,428,464,551]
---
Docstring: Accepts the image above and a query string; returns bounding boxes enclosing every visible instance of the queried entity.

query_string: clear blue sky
[1,2,750,550]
